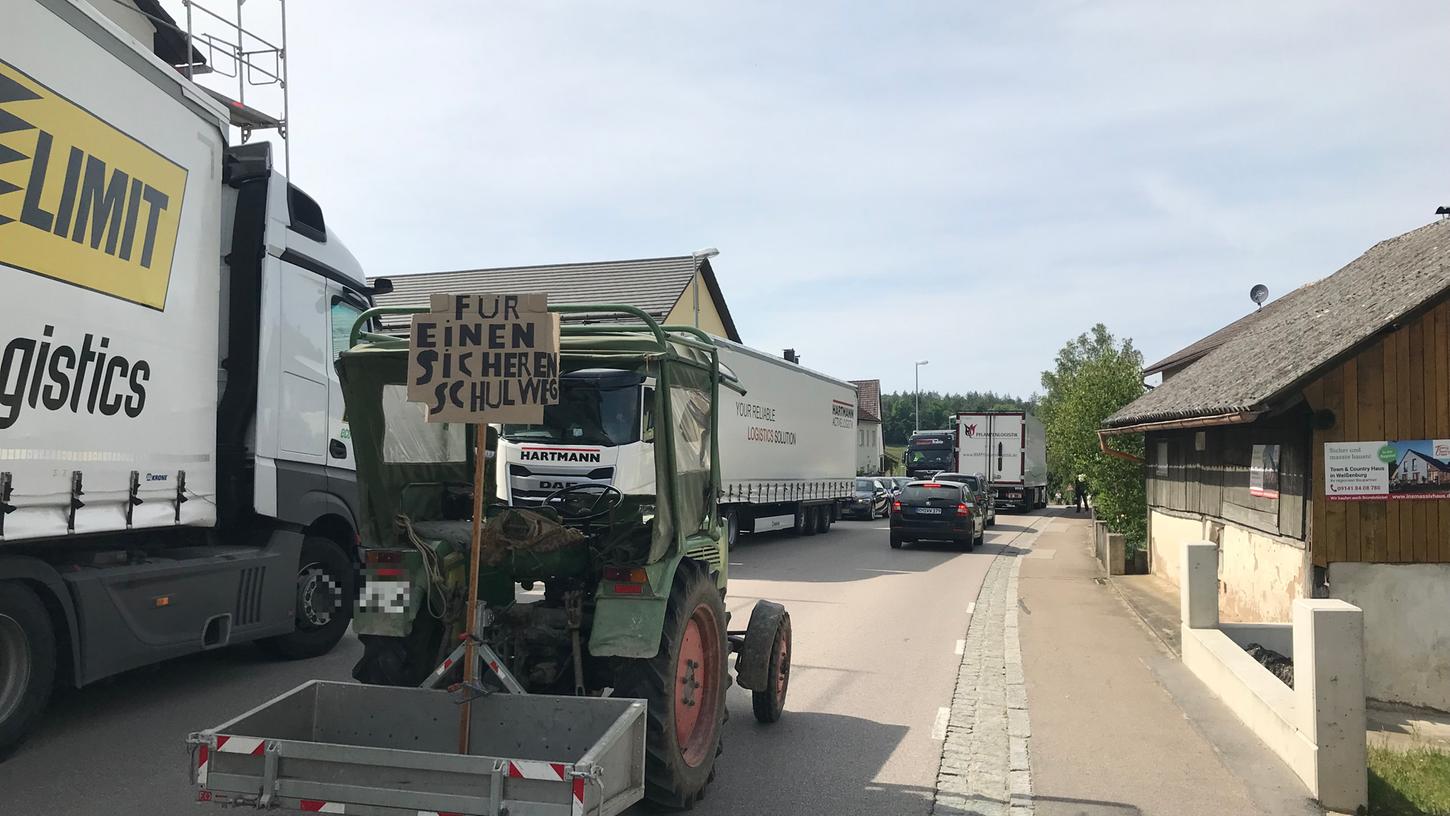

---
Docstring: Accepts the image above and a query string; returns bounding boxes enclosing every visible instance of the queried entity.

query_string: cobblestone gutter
[933,545,1035,816]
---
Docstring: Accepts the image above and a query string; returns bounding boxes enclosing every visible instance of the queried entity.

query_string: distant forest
[879,391,1035,445]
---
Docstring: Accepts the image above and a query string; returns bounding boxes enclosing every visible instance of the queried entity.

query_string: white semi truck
[955,411,1049,511]
[0,0,375,756]
[499,336,857,542]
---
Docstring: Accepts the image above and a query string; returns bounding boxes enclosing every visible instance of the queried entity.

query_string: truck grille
[235,566,266,626]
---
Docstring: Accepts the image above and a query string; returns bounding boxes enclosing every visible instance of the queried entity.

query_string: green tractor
[337,304,792,808]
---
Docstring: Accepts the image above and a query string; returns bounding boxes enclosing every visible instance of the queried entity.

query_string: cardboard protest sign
[407,293,561,423]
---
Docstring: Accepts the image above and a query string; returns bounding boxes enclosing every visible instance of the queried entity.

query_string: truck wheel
[259,536,355,660]
[801,506,818,536]
[722,507,739,549]
[751,614,791,724]
[0,581,56,760]
[613,562,727,809]
[814,506,830,535]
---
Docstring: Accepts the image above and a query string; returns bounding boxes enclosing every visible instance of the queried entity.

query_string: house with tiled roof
[370,252,741,342]
[850,379,883,475]
[1101,218,1450,711]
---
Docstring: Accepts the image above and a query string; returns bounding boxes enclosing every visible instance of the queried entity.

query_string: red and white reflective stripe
[214,735,266,756]
[299,801,346,813]
[195,744,209,786]
[505,759,567,780]
[571,776,586,816]
[197,735,264,786]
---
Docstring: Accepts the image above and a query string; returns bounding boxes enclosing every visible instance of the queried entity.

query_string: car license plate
[915,507,942,515]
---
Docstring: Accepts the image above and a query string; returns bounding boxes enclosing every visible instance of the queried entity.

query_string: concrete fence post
[1180,541,1219,629]
[1292,599,1367,813]
[1106,533,1126,575]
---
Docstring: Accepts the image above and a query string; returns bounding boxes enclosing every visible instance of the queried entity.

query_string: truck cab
[497,368,658,504]
[227,148,373,532]
[904,430,956,479]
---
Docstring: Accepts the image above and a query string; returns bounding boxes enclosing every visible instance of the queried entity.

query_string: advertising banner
[1324,439,1450,501]
[1250,444,1280,499]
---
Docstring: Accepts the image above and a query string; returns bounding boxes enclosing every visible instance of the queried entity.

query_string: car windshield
[855,479,878,493]
[938,474,980,490]
[502,380,641,446]
[902,485,962,503]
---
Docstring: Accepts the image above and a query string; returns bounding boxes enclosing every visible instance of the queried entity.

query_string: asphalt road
[0,512,1041,815]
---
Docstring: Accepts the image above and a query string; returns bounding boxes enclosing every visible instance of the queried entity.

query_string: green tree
[1038,325,1147,542]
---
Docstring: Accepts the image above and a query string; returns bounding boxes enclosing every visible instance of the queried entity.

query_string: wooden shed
[1101,219,1450,710]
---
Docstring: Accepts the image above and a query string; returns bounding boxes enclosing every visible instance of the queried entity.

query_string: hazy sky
[194,1,1450,397]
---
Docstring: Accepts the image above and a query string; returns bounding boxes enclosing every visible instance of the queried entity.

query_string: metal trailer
[188,680,646,816]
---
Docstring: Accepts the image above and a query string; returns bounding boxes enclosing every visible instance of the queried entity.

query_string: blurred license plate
[915,507,942,514]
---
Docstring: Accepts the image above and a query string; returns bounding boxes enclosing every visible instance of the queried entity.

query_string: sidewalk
[1110,557,1450,754]
[1015,510,1322,816]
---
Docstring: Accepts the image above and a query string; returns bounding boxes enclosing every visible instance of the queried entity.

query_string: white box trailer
[0,0,374,757]
[498,336,857,542]
[955,411,1048,511]
[714,338,856,539]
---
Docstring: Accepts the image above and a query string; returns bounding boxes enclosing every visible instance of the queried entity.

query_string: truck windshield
[906,449,951,467]
[503,380,642,447]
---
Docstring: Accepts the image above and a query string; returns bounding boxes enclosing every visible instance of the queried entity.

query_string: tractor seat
[407,519,475,548]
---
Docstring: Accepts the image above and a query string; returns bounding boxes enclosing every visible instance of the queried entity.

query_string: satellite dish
[1250,284,1269,309]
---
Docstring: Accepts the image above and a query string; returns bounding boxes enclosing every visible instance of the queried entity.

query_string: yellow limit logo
[0,59,187,310]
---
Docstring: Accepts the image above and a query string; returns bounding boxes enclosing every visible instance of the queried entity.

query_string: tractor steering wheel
[541,483,625,522]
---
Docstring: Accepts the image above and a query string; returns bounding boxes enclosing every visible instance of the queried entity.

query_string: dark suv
[889,481,985,550]
[929,472,996,527]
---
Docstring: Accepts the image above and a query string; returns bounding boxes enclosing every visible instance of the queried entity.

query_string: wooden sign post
[405,293,560,754]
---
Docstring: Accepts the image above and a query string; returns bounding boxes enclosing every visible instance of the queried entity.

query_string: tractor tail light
[603,566,648,584]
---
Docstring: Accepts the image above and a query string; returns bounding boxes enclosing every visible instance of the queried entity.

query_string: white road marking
[966,602,975,615]
[728,562,743,567]
[954,639,965,655]
[931,706,951,740]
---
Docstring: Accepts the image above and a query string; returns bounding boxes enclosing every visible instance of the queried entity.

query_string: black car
[889,480,985,549]
[929,471,996,526]
[845,477,892,519]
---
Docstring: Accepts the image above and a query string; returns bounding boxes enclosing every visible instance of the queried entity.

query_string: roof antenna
[1250,284,1269,310]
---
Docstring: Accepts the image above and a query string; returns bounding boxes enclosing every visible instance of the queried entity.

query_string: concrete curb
[933,535,1037,816]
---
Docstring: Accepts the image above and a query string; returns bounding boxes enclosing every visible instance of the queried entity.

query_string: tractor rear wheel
[613,561,727,809]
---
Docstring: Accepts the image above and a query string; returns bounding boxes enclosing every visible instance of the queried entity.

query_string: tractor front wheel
[613,561,727,809]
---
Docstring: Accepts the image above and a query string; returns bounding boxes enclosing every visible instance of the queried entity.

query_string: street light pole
[914,360,929,433]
